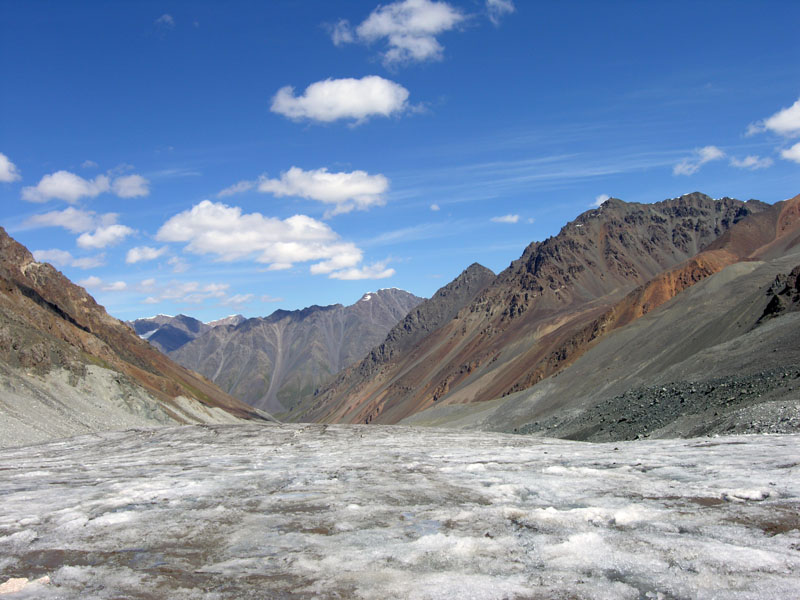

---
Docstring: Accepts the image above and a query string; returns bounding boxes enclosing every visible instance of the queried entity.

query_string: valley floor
[0,424,798,599]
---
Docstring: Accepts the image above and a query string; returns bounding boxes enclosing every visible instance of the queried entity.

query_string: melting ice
[0,424,798,599]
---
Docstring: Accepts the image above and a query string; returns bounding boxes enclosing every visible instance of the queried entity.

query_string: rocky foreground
[1,425,798,599]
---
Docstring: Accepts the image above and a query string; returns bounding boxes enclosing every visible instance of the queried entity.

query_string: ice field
[0,424,798,599]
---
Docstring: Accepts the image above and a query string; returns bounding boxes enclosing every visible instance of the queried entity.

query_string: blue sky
[2,0,799,321]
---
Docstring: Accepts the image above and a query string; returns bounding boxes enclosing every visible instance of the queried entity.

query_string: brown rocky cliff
[0,226,261,421]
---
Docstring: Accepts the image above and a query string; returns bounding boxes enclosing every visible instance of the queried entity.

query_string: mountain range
[169,288,423,415]
[296,193,777,425]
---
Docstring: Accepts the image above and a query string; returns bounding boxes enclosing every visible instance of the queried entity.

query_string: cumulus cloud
[673,145,725,176]
[77,224,134,249]
[258,167,389,216]
[592,194,610,207]
[126,246,167,264]
[334,0,465,65]
[217,179,257,198]
[748,97,800,137]
[430,203,440,211]
[34,249,106,270]
[156,200,362,272]
[71,254,106,269]
[23,207,101,233]
[271,76,410,124]
[22,171,110,203]
[112,174,150,198]
[486,0,515,25]
[81,160,98,169]
[156,200,390,278]
[328,260,395,280]
[21,169,149,202]
[79,277,124,292]
[781,142,800,164]
[0,152,21,182]
[491,214,519,223]
[79,276,102,288]
[32,249,73,267]
[729,155,773,170]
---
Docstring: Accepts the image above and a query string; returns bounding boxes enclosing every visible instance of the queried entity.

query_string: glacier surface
[0,424,798,599]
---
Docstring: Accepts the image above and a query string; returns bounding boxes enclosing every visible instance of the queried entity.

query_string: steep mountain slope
[304,193,768,425]
[291,263,495,422]
[171,289,424,414]
[0,227,266,448]
[403,193,800,437]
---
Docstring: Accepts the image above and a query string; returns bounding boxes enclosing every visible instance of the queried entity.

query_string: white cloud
[781,142,800,164]
[673,145,725,176]
[0,152,21,182]
[112,174,150,198]
[77,224,134,249]
[330,19,355,45]
[491,214,519,223]
[337,0,465,65]
[221,293,254,308]
[22,171,110,203]
[430,203,440,211]
[729,155,773,170]
[33,249,73,267]
[154,281,229,304]
[328,260,395,280]
[217,179,257,198]
[126,245,167,264]
[79,276,102,289]
[23,207,100,233]
[258,167,389,216]
[155,14,174,27]
[103,281,127,292]
[486,0,515,25]
[592,193,610,207]
[763,97,800,137]
[71,254,106,269]
[139,278,157,291]
[261,294,283,303]
[143,296,159,304]
[32,249,105,269]
[168,256,189,273]
[156,200,365,276]
[81,160,98,169]
[271,76,410,124]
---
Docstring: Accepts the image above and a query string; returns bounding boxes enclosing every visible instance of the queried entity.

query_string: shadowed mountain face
[170,289,424,415]
[303,193,771,425]
[129,313,247,354]
[0,227,265,448]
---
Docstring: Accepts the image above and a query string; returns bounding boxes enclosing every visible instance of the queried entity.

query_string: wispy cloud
[592,193,610,207]
[729,155,773,170]
[673,145,725,176]
[486,0,515,25]
[491,214,519,224]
